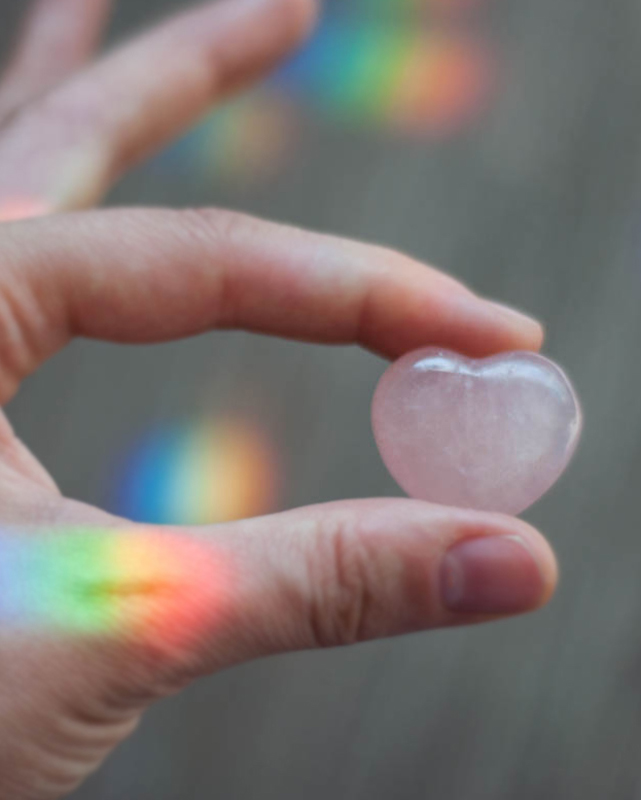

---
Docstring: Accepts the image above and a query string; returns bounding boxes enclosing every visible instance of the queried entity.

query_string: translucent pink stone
[372,349,582,515]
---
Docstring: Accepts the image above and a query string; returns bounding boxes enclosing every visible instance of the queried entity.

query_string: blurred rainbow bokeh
[275,21,492,134]
[155,1,495,182]
[110,416,280,526]
[159,94,299,185]
[332,0,488,14]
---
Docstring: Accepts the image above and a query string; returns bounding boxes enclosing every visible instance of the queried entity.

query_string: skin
[0,1,559,797]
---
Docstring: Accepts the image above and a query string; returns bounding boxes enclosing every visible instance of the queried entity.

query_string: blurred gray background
[4,0,641,797]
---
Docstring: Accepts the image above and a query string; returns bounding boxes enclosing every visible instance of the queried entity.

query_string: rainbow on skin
[0,529,230,651]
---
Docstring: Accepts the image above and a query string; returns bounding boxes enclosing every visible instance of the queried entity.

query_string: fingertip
[484,299,546,353]
[364,253,545,360]
[219,0,319,59]
[440,514,558,618]
[446,293,545,357]
[282,0,320,44]
[511,520,559,608]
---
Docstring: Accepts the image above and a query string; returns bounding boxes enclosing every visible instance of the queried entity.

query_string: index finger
[0,0,317,215]
[0,0,112,120]
[0,208,543,398]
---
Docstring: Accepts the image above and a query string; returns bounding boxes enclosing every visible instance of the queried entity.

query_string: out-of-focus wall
[3,0,641,797]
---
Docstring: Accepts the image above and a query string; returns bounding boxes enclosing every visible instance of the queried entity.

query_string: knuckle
[109,639,207,703]
[172,208,260,324]
[307,514,389,648]
[0,259,61,399]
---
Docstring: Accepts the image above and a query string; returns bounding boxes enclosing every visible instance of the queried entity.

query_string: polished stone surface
[372,349,583,515]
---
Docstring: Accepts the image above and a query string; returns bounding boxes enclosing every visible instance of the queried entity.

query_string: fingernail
[485,300,544,346]
[440,535,545,615]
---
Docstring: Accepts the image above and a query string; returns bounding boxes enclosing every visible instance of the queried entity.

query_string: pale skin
[0,1,559,797]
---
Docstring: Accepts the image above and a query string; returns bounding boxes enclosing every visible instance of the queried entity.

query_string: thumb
[189,499,558,661]
[0,500,557,797]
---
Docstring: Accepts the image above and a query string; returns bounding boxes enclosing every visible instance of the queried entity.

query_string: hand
[0,1,557,797]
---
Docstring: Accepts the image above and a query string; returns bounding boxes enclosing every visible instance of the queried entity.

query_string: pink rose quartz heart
[372,349,582,515]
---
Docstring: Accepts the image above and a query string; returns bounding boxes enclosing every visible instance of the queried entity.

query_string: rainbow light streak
[0,197,51,222]
[0,530,230,651]
[112,417,279,526]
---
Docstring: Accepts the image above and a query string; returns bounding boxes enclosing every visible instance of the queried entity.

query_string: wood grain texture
[3,0,641,797]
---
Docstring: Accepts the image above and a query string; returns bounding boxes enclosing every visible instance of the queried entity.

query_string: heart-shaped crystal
[372,349,582,515]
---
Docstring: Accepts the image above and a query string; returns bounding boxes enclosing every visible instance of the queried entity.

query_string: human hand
[0,1,557,797]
